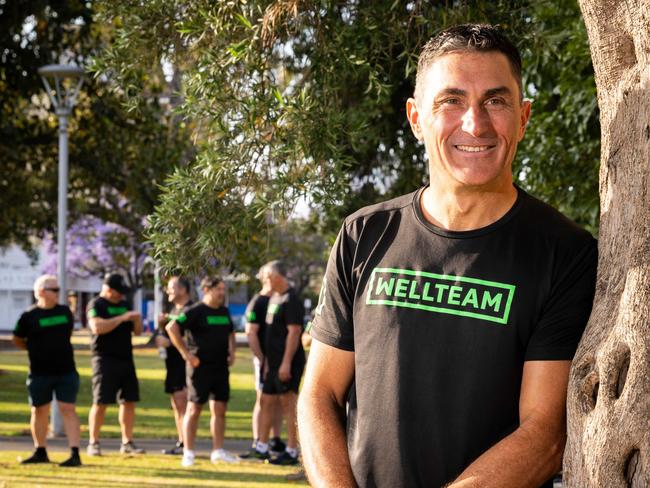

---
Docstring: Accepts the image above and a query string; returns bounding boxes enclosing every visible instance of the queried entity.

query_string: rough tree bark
[564,1,650,487]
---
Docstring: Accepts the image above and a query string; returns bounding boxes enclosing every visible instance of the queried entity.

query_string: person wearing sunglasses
[12,274,82,467]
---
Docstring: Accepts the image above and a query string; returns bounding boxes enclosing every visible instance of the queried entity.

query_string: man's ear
[518,99,532,141]
[406,98,424,141]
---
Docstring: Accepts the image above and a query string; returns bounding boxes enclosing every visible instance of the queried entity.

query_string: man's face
[407,51,531,190]
[39,279,60,305]
[207,282,226,306]
[166,277,181,301]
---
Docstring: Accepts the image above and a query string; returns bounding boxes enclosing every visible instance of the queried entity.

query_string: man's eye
[442,98,461,105]
[486,98,505,105]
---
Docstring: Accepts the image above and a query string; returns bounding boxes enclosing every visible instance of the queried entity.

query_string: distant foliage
[91,0,599,272]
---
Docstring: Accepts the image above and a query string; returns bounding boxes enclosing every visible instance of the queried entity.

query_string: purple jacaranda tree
[42,215,149,291]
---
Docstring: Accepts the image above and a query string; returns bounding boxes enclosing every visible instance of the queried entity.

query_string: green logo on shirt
[107,306,128,316]
[366,267,515,324]
[206,315,230,325]
[247,311,256,321]
[38,315,70,328]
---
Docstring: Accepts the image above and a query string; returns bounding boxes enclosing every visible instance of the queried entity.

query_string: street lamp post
[38,64,84,304]
[38,64,84,437]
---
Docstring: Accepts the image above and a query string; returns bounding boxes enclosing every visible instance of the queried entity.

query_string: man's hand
[263,357,270,380]
[125,311,141,322]
[279,361,292,382]
[227,353,235,366]
[186,353,200,368]
[155,335,171,348]
[157,312,169,327]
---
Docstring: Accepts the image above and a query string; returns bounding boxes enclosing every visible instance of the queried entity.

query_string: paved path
[0,435,251,456]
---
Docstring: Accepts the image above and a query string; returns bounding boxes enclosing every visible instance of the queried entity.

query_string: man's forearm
[246,332,264,361]
[166,322,190,359]
[132,315,143,335]
[298,390,356,487]
[449,418,564,488]
[90,316,124,335]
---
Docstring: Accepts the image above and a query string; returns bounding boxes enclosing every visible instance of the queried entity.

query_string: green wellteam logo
[366,267,516,324]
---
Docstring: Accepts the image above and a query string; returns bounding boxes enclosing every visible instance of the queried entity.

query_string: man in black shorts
[166,276,238,467]
[86,273,144,456]
[242,265,284,458]
[298,24,598,488]
[156,276,193,455]
[255,260,305,465]
[12,275,82,467]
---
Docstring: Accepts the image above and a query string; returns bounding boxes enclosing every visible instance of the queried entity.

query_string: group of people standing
[12,260,307,470]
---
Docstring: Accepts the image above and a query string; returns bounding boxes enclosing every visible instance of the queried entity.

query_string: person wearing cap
[166,276,238,467]
[12,274,82,467]
[86,272,144,456]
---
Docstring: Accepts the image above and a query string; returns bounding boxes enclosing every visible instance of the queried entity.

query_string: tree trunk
[564,1,650,486]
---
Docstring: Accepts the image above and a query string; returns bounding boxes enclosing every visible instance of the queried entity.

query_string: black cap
[103,273,130,295]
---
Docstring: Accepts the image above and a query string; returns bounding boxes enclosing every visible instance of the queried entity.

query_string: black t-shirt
[245,293,270,355]
[13,304,76,376]
[176,302,233,367]
[311,186,597,488]
[264,288,305,369]
[162,300,193,370]
[87,296,134,360]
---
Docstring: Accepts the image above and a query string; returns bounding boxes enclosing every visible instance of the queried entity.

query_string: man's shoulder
[344,191,417,228]
[87,295,104,309]
[519,188,595,244]
[247,293,269,307]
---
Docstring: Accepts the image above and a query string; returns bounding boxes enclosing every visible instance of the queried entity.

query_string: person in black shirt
[255,260,305,466]
[155,276,193,455]
[166,276,238,467]
[241,265,284,458]
[86,273,144,456]
[12,275,81,467]
[299,24,597,488]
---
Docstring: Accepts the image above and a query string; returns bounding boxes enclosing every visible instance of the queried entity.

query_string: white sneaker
[181,450,195,467]
[210,448,239,463]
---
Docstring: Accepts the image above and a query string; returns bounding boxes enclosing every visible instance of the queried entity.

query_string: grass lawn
[0,451,305,487]
[1,334,257,440]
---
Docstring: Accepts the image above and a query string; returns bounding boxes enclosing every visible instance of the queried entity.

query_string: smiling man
[298,24,598,488]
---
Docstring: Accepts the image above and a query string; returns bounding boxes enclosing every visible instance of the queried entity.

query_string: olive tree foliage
[92,0,600,273]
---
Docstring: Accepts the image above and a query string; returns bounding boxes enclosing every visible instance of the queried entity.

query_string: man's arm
[89,311,138,335]
[131,312,143,336]
[245,322,264,361]
[12,335,27,350]
[165,320,199,368]
[297,338,356,487]
[278,324,301,381]
[448,360,570,488]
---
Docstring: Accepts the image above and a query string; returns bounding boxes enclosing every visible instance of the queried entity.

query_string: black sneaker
[20,450,49,464]
[252,448,270,460]
[120,441,146,455]
[238,446,258,459]
[269,437,286,456]
[59,454,82,467]
[268,451,299,466]
[162,441,183,455]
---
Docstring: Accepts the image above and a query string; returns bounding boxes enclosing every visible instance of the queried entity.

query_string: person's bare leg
[258,393,275,444]
[252,389,262,441]
[279,392,298,449]
[88,404,107,444]
[183,402,202,450]
[31,404,50,447]
[57,402,80,447]
[209,400,227,450]
[271,395,283,439]
[171,389,187,443]
[118,402,136,443]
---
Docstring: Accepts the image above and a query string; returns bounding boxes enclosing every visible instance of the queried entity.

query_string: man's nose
[461,105,491,137]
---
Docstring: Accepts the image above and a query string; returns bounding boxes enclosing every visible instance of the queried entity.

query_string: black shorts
[262,362,304,395]
[187,365,229,404]
[27,371,79,407]
[92,356,140,404]
[165,357,186,394]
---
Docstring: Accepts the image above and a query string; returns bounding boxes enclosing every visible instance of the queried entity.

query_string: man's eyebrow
[435,88,466,98]
[484,86,512,97]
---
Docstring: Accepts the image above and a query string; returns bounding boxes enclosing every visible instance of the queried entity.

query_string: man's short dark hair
[176,277,192,293]
[264,260,287,278]
[200,276,223,289]
[415,23,523,102]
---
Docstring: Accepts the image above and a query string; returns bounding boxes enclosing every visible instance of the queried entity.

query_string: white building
[0,245,102,331]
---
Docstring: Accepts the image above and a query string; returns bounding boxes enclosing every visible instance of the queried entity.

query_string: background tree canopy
[3,0,599,279]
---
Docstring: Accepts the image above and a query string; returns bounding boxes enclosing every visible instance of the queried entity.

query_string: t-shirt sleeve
[13,313,28,338]
[310,223,356,351]
[246,299,262,325]
[285,295,304,328]
[175,305,197,332]
[87,299,102,319]
[525,237,598,361]
[66,307,75,335]
[228,310,234,333]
